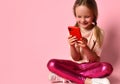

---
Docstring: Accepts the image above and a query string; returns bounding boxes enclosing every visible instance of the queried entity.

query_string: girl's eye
[77,16,81,18]
[85,16,90,18]
[77,16,90,18]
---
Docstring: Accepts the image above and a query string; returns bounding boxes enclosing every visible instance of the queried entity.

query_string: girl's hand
[77,37,88,47]
[68,35,77,46]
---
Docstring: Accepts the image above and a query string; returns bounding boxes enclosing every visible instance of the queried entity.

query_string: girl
[47,0,113,84]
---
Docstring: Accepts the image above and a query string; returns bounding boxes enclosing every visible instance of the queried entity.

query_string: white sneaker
[48,72,76,84]
[48,72,64,83]
[92,78,110,84]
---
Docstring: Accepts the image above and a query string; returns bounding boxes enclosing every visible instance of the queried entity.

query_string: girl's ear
[93,17,97,25]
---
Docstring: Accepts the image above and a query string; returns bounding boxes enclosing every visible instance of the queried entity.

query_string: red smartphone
[68,26,82,40]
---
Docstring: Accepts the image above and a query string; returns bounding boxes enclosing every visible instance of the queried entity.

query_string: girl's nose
[81,18,85,23]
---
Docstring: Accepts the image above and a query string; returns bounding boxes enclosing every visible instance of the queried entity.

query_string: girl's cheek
[75,17,79,21]
[76,18,80,23]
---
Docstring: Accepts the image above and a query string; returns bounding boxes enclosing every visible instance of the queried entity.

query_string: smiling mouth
[81,23,88,25]
[78,21,88,24]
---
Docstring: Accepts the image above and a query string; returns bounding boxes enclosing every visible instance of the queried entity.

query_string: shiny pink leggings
[47,59,113,84]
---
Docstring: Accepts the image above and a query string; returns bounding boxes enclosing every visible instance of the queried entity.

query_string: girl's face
[75,5,94,29]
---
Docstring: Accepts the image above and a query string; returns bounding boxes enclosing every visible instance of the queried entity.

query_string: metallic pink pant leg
[77,62,113,78]
[47,59,113,84]
[47,59,85,84]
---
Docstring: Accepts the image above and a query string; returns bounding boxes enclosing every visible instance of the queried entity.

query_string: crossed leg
[47,59,113,84]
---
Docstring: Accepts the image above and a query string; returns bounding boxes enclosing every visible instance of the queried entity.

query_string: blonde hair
[73,0,103,47]
[94,26,104,47]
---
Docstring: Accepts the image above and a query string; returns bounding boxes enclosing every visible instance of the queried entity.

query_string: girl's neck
[80,24,95,38]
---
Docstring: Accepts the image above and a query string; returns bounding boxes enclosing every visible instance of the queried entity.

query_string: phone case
[68,26,82,40]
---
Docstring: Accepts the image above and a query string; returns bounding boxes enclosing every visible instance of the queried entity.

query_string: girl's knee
[47,59,58,71]
[101,62,113,75]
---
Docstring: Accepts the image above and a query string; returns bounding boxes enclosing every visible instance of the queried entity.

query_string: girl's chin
[79,25,89,28]
[79,24,92,28]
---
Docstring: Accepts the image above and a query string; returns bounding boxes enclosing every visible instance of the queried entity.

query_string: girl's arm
[82,46,100,62]
[68,35,82,61]
[70,45,82,61]
[77,38,100,62]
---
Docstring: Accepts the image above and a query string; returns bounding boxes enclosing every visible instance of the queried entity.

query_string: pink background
[0,0,120,84]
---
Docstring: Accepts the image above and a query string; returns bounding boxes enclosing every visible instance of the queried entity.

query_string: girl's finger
[70,42,76,46]
[77,40,83,44]
[68,35,72,39]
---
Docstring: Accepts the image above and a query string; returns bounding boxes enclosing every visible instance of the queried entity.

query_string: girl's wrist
[82,45,90,51]
[70,45,76,49]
